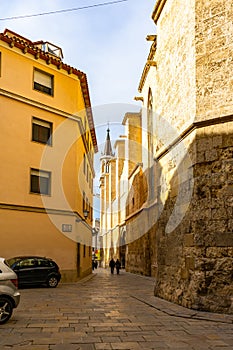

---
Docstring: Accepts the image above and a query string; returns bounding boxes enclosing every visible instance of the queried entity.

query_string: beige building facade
[128,0,233,313]
[100,0,233,314]
[0,29,97,281]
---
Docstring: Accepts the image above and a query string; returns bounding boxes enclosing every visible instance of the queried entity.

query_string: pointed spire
[103,127,114,157]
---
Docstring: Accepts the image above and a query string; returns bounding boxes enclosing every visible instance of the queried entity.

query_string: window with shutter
[32,117,52,145]
[30,168,51,195]
[33,68,54,96]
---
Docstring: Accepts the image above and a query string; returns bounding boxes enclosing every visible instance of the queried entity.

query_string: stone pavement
[0,268,232,349]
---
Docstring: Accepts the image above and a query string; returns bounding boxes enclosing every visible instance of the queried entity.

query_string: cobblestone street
[0,268,232,349]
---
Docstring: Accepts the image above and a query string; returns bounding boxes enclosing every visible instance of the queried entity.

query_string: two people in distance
[109,258,121,274]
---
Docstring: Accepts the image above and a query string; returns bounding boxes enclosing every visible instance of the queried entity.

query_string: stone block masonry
[122,0,233,314]
[154,123,233,314]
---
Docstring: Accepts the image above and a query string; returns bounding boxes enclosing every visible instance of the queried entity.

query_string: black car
[6,256,61,288]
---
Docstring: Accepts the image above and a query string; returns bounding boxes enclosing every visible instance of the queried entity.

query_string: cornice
[0,203,92,229]
[122,111,142,125]
[128,162,143,180]
[0,88,95,175]
[138,38,157,93]
[0,88,72,118]
[155,114,233,161]
[152,0,167,24]
[0,203,74,216]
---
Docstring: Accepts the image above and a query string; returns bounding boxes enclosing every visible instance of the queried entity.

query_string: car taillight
[11,279,18,288]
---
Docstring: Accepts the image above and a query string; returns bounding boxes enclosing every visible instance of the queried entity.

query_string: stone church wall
[195,0,233,120]
[124,0,233,314]
[154,122,233,313]
[155,0,196,134]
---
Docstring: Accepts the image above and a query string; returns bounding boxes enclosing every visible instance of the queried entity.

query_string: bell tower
[99,128,115,263]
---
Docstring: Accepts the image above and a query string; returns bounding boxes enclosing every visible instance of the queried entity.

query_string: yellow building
[0,29,97,281]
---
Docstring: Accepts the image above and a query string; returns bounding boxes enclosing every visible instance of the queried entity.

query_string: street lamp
[76,209,89,222]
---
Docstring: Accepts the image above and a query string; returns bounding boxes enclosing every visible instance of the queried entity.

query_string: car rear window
[6,258,21,267]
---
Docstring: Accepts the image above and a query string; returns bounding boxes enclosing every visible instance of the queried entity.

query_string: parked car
[0,257,20,324]
[6,256,61,288]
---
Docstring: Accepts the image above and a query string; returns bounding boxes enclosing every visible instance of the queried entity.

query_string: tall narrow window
[83,191,86,212]
[86,165,89,183]
[83,154,86,174]
[106,161,110,173]
[32,117,52,145]
[33,68,54,96]
[86,199,89,218]
[147,88,154,200]
[30,168,51,195]
[0,52,2,77]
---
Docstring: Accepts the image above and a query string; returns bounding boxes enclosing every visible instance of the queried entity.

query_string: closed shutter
[34,70,52,88]
[34,69,53,95]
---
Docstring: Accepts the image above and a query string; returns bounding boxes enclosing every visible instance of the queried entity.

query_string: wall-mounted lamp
[92,227,99,235]
[76,209,89,222]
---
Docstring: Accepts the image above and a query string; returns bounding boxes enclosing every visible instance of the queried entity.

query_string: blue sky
[0,0,156,112]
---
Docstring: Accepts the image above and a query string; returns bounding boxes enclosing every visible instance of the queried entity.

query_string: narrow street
[0,268,232,349]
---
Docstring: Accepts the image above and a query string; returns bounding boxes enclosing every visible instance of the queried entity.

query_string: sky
[0,0,156,119]
[0,0,157,216]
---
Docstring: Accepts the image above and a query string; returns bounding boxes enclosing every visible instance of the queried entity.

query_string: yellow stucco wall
[0,42,86,114]
[0,32,94,281]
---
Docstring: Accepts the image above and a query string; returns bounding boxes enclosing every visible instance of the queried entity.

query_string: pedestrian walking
[115,258,121,274]
[109,258,115,274]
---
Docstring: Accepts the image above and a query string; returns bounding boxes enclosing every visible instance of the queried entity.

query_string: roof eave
[138,39,157,93]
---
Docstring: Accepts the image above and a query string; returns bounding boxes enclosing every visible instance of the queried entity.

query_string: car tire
[0,297,13,324]
[47,275,59,288]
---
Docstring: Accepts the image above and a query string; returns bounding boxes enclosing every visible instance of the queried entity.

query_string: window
[83,154,86,174]
[86,165,89,182]
[18,258,35,269]
[86,199,90,218]
[32,117,52,145]
[30,168,51,195]
[83,191,86,212]
[106,161,110,173]
[37,258,53,267]
[83,245,86,258]
[33,68,54,96]
[0,52,1,77]
[147,88,154,200]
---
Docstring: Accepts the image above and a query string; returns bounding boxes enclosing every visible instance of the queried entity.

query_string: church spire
[103,127,114,157]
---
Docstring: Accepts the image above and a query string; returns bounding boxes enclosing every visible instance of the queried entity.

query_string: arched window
[147,87,153,155]
[147,88,154,201]
[105,161,110,173]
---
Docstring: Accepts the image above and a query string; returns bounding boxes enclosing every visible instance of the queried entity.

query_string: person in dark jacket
[115,259,121,274]
[109,258,115,274]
